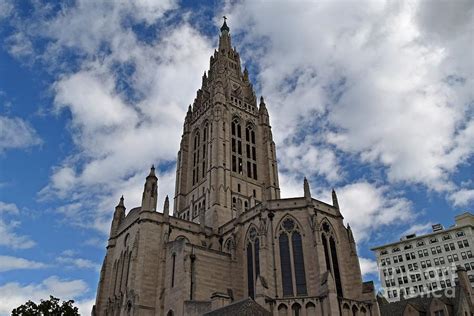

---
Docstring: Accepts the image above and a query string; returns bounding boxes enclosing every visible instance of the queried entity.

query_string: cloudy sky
[0,0,472,314]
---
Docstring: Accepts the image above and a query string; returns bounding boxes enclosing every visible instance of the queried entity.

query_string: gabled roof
[203,298,271,316]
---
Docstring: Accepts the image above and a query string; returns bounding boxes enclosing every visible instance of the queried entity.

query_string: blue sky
[0,0,473,314]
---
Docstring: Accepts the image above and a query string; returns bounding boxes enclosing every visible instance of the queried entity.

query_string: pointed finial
[332,188,339,209]
[164,195,169,216]
[243,67,249,81]
[146,164,157,179]
[304,177,311,199]
[221,16,229,32]
[260,96,265,104]
[117,195,125,208]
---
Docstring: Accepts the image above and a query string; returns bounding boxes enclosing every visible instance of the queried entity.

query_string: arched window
[306,302,316,315]
[245,123,257,180]
[330,237,342,297]
[167,310,174,316]
[278,217,307,297]
[246,226,259,298]
[231,118,242,174]
[171,253,176,287]
[224,238,234,254]
[278,304,288,316]
[202,122,208,178]
[321,221,343,297]
[352,305,358,316]
[292,303,301,316]
[192,131,200,185]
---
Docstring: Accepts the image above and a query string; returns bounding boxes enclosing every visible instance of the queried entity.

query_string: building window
[193,131,200,185]
[291,303,301,316]
[171,253,176,287]
[231,117,243,174]
[245,123,257,180]
[321,221,343,297]
[201,123,208,178]
[246,227,259,299]
[329,236,343,296]
[279,233,293,296]
[279,217,307,296]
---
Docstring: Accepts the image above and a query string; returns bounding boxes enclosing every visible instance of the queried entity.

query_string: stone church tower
[93,20,379,316]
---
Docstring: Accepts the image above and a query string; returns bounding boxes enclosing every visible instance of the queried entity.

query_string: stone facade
[92,20,379,316]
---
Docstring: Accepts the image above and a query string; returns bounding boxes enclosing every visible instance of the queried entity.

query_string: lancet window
[278,217,307,296]
[231,117,243,174]
[246,226,260,298]
[245,123,257,180]
[321,221,343,297]
[192,130,200,185]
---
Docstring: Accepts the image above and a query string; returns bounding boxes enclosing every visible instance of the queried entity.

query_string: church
[92,20,380,316]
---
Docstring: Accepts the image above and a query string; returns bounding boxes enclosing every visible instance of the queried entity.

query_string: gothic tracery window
[202,122,208,178]
[246,226,260,298]
[231,117,243,174]
[278,217,307,297]
[192,130,200,185]
[245,123,257,180]
[321,221,343,297]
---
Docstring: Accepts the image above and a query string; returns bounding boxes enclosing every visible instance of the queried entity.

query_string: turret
[142,165,158,212]
[110,196,125,237]
[332,188,339,210]
[259,96,269,125]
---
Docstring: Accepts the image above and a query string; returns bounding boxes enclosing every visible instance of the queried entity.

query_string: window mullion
[289,232,297,296]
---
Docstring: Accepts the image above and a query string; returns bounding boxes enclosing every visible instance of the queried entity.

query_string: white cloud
[0,276,89,316]
[225,0,474,192]
[359,257,379,278]
[0,1,13,21]
[336,182,414,242]
[0,256,47,272]
[401,222,434,237]
[75,298,95,316]
[278,136,342,183]
[0,116,42,152]
[449,189,474,207]
[0,201,19,214]
[0,201,35,249]
[3,0,212,234]
[56,250,100,271]
[0,220,35,249]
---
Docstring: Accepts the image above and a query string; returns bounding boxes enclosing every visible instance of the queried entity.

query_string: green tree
[11,296,79,316]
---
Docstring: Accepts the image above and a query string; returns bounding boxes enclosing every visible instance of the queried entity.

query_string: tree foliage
[11,296,79,316]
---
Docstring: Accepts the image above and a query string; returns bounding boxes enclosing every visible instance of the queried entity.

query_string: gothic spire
[219,16,231,52]
[220,16,229,32]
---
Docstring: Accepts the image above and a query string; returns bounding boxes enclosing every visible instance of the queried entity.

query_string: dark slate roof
[203,298,271,316]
